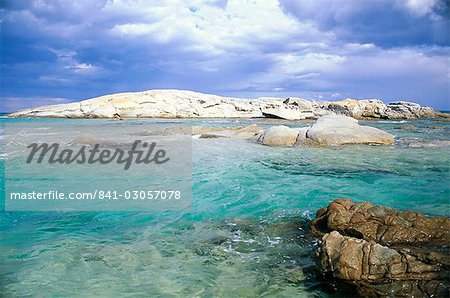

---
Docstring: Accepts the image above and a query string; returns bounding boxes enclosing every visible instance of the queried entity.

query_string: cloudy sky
[1,0,449,112]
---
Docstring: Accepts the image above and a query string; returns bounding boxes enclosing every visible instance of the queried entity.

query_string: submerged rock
[194,124,263,139]
[312,198,450,297]
[394,124,417,131]
[132,124,262,139]
[408,140,450,148]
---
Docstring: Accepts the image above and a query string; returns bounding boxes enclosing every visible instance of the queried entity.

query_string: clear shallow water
[1,117,449,297]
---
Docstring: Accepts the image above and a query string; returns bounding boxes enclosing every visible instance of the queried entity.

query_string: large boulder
[320,231,448,297]
[305,115,394,146]
[257,125,300,146]
[312,199,450,297]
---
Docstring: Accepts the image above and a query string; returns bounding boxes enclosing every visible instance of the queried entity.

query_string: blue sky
[1,0,449,112]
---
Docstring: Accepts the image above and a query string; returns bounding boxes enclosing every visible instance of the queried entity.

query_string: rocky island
[9,89,448,120]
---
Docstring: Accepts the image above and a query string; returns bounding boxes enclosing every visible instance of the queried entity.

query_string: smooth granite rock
[10,90,262,118]
[305,115,394,146]
[256,125,300,146]
[9,90,446,120]
[256,115,394,147]
[312,199,450,297]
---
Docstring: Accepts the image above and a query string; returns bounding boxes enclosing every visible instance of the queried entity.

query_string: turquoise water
[1,117,449,297]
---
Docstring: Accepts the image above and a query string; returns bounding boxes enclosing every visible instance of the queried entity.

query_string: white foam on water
[379,120,408,123]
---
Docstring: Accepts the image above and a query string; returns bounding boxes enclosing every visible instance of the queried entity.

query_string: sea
[1,115,449,297]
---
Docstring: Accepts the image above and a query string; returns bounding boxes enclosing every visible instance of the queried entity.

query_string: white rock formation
[260,98,322,120]
[9,90,262,118]
[257,126,300,146]
[320,98,444,119]
[258,115,394,147]
[8,89,444,120]
[305,115,394,146]
[384,101,438,119]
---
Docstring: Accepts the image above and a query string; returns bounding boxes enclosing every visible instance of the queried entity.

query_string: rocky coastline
[9,89,449,120]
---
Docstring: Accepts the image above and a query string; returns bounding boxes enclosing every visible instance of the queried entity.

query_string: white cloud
[48,48,102,76]
[112,23,155,36]
[395,0,438,16]
[274,53,345,75]
[108,0,312,54]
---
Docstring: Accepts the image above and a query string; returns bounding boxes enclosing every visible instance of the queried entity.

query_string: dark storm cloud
[279,0,449,48]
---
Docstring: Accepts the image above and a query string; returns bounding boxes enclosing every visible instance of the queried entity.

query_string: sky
[1,0,449,112]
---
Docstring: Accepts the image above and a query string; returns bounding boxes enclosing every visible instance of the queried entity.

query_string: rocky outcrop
[260,98,323,120]
[385,102,439,119]
[321,99,387,119]
[9,90,262,118]
[9,89,446,120]
[256,125,300,146]
[266,98,445,120]
[320,99,446,120]
[312,199,450,297]
[258,115,394,147]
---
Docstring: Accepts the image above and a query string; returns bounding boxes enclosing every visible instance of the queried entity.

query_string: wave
[378,120,408,123]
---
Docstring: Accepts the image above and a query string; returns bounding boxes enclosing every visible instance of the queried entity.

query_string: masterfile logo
[26,140,170,170]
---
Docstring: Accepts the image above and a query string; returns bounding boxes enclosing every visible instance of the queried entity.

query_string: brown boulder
[312,199,450,297]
